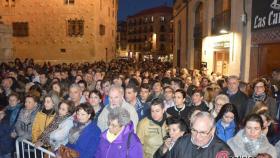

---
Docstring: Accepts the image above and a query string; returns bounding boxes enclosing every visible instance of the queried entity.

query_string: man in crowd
[68,83,86,106]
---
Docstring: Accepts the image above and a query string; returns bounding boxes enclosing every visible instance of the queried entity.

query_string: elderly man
[97,85,139,132]
[68,83,86,106]
[170,112,233,158]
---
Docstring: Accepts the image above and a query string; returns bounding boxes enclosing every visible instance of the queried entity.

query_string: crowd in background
[0,58,280,158]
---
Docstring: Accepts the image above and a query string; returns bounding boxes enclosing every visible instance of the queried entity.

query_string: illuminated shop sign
[252,0,280,31]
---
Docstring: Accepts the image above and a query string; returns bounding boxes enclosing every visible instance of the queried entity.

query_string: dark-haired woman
[228,114,277,158]
[88,90,104,121]
[65,103,101,158]
[154,117,186,158]
[215,103,239,142]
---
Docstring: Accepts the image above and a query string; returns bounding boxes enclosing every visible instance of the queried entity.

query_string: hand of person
[35,141,43,148]
[11,131,17,138]
[162,138,172,154]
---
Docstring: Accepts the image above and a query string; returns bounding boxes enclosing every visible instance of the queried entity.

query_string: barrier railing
[16,139,56,158]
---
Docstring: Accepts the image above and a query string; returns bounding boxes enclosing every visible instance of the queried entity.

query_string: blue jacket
[216,119,236,142]
[66,121,101,158]
[0,118,15,156]
[95,121,143,158]
[5,103,22,126]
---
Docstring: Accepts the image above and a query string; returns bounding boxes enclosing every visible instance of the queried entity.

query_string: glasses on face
[191,126,213,137]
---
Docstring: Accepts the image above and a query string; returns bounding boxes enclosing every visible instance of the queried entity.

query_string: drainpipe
[240,0,248,81]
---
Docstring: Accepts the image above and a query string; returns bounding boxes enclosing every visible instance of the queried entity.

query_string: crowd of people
[0,58,280,158]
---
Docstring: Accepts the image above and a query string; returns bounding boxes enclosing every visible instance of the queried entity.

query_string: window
[151,16,154,22]
[65,0,74,5]
[99,24,105,36]
[160,25,165,32]
[160,16,165,22]
[12,22,28,37]
[67,19,84,37]
[3,0,15,7]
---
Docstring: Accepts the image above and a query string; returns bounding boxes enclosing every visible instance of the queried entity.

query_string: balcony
[211,9,231,35]
[193,23,202,38]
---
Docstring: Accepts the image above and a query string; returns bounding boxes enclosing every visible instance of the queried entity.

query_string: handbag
[58,145,80,158]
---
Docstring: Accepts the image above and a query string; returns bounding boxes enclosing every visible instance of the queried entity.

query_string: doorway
[214,51,229,75]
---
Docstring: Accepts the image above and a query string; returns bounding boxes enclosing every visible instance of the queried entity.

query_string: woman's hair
[251,78,269,95]
[215,103,239,126]
[251,102,273,124]
[76,103,95,119]
[58,100,76,115]
[244,113,264,129]
[166,117,187,132]
[89,89,102,99]
[108,107,130,127]
[175,89,186,99]
[214,94,230,104]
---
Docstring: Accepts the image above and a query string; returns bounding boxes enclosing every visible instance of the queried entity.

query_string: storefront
[250,0,280,80]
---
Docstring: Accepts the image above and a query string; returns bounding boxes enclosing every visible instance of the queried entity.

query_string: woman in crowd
[228,114,277,158]
[35,100,75,151]
[166,89,190,121]
[137,99,167,158]
[154,117,187,158]
[210,94,230,118]
[88,90,104,121]
[95,107,143,158]
[5,93,22,126]
[246,78,277,119]
[215,103,239,142]
[65,103,101,158]
[50,81,64,99]
[12,94,40,141]
[32,94,59,142]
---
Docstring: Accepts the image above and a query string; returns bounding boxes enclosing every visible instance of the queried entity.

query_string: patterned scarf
[38,115,70,147]
[252,92,266,102]
[68,120,91,144]
[242,131,266,156]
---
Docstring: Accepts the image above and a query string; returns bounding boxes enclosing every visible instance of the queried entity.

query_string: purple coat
[95,121,143,158]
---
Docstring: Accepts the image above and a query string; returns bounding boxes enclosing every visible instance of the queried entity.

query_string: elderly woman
[34,100,75,151]
[137,99,167,158]
[32,94,59,142]
[154,117,187,158]
[210,94,230,118]
[65,103,101,158]
[246,78,277,119]
[228,114,277,158]
[95,107,143,158]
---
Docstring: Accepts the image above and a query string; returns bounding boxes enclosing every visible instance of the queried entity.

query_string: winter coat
[222,89,248,121]
[275,140,280,158]
[227,129,277,158]
[49,116,74,150]
[32,110,55,142]
[66,121,101,158]
[95,121,143,158]
[246,96,277,119]
[170,135,234,158]
[0,118,14,156]
[14,105,39,141]
[137,117,167,158]
[215,119,236,142]
[5,103,22,126]
[98,100,139,132]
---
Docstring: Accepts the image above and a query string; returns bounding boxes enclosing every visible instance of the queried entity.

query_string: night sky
[118,0,173,21]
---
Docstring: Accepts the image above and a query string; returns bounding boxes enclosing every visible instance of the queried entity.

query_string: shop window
[12,22,28,37]
[67,19,84,37]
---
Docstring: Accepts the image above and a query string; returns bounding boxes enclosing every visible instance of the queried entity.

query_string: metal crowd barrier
[16,138,56,158]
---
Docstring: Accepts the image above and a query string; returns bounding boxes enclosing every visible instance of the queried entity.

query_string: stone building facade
[0,0,118,63]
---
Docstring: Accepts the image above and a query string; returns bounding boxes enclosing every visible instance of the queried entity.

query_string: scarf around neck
[68,120,91,144]
[242,130,266,156]
[252,92,266,102]
[148,112,167,127]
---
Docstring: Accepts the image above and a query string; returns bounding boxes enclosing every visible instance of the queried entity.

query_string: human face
[222,112,234,124]
[78,83,86,92]
[108,119,123,135]
[102,82,111,95]
[75,76,82,83]
[140,88,150,102]
[151,104,164,122]
[153,82,162,93]
[52,84,61,93]
[89,93,101,107]
[69,87,82,103]
[58,103,69,117]
[192,93,203,105]
[25,97,36,110]
[125,88,137,104]
[39,74,47,85]
[169,124,184,141]
[227,78,239,93]
[171,82,180,91]
[245,121,262,140]
[44,97,54,110]
[76,109,91,124]
[109,89,123,108]
[174,92,185,107]
[9,96,19,107]
[254,82,265,95]
[164,88,174,101]
[191,117,214,147]
[214,99,226,114]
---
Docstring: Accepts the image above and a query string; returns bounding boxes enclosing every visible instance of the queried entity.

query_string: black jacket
[169,135,234,158]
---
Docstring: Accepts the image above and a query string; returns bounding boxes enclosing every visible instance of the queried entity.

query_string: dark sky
[118,0,173,21]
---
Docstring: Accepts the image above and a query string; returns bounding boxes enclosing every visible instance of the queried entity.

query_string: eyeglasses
[191,126,213,137]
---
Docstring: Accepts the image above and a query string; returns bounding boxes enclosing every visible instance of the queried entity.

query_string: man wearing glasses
[170,112,234,158]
